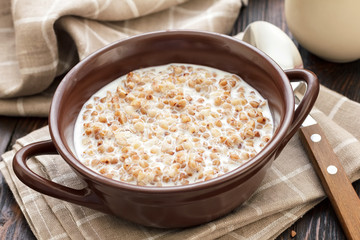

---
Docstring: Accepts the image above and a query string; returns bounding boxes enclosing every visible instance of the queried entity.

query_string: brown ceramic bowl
[13,30,319,228]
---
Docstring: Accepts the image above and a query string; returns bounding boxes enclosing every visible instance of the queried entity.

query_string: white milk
[74,64,274,186]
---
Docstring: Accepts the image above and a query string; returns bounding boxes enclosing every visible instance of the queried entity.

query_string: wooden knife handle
[299,124,360,240]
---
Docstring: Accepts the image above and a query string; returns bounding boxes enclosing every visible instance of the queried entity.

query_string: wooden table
[0,0,359,239]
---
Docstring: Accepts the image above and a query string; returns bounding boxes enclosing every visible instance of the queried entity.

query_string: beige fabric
[1,85,360,240]
[0,0,243,116]
[2,0,360,239]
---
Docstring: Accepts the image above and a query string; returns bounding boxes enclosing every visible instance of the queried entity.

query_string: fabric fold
[0,0,243,116]
[1,0,360,239]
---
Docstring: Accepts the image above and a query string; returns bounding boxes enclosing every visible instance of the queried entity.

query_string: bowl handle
[13,140,105,211]
[276,69,319,157]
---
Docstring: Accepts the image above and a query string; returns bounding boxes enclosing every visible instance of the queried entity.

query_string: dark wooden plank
[0,117,47,240]
[7,117,48,151]
[233,0,360,240]
[300,124,360,240]
[0,117,18,154]
[0,1,358,240]
[301,47,360,102]
[0,175,36,240]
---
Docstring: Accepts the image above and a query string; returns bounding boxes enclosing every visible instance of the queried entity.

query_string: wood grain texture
[236,1,360,239]
[0,118,47,240]
[0,175,36,240]
[0,117,18,154]
[0,0,359,239]
[300,124,360,240]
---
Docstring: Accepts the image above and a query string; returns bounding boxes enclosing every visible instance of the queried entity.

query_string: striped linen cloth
[1,85,360,240]
[1,0,360,239]
[0,0,244,116]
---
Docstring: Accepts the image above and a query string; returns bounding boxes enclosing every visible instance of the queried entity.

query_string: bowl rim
[49,29,294,193]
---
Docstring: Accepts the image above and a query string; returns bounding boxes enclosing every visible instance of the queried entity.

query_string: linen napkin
[0,0,244,116]
[2,0,360,239]
[1,85,360,240]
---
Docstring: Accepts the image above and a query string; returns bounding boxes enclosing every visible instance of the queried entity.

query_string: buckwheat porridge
[74,64,274,186]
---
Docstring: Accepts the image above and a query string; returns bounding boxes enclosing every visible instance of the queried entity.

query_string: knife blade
[292,82,360,240]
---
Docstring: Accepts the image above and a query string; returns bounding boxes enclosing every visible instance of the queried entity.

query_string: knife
[292,82,360,240]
